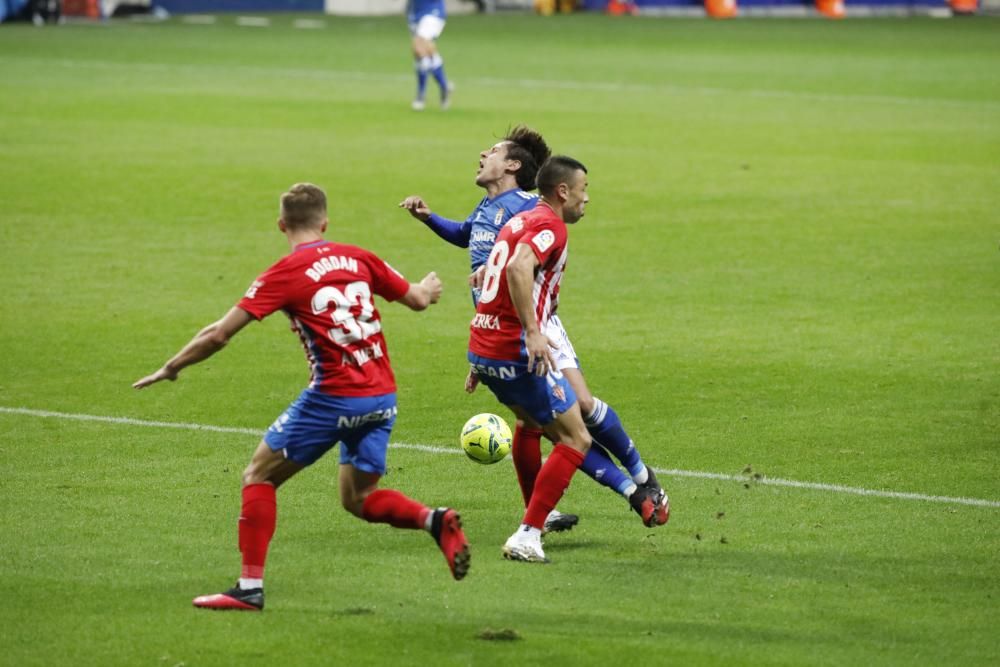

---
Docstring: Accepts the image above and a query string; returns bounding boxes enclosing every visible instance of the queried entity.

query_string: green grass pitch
[1,13,998,666]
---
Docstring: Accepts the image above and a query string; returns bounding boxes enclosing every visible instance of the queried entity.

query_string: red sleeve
[520,219,566,266]
[365,252,410,302]
[236,262,289,320]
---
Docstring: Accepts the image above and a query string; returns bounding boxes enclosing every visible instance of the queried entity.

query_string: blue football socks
[585,398,647,482]
[579,442,635,496]
[429,53,449,95]
[415,57,431,102]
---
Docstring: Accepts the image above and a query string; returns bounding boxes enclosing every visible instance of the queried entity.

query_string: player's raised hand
[132,365,178,389]
[398,195,431,222]
[421,271,443,304]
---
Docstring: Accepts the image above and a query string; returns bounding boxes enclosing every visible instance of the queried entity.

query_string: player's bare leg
[193,441,304,611]
[342,464,470,581]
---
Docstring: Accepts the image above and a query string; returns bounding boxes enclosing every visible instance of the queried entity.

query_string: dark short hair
[536,156,587,197]
[503,125,551,191]
[280,183,327,229]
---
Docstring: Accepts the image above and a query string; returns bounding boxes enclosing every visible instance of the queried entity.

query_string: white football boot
[502,525,549,563]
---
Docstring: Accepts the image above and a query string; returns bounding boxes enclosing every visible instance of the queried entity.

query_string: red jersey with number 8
[238,240,410,396]
[469,203,569,362]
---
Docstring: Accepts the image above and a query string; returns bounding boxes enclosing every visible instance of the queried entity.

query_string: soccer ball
[460,413,512,464]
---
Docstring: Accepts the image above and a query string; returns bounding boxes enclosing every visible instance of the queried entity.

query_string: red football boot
[430,508,470,581]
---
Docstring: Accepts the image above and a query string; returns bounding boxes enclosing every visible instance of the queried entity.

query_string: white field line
[2,56,997,112]
[3,406,998,509]
[235,16,271,27]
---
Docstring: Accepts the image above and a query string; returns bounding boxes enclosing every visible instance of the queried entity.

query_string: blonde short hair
[280,183,327,229]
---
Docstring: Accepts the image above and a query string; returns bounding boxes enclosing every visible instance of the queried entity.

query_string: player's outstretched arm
[132,307,254,389]
[399,195,432,222]
[398,196,471,248]
[397,271,443,311]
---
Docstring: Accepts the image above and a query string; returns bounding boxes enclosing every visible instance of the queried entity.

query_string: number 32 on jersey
[311,281,381,346]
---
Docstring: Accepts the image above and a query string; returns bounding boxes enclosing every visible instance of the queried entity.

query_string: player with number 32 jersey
[239,241,409,397]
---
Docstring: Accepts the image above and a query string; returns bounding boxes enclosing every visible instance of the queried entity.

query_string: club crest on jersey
[494,208,505,227]
[509,217,524,233]
[532,230,556,253]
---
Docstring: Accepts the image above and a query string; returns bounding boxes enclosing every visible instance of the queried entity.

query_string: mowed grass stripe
[3,54,999,110]
[4,405,996,509]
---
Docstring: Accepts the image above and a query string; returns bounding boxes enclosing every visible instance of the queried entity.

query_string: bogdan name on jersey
[471,313,500,330]
[305,255,360,282]
[337,406,398,429]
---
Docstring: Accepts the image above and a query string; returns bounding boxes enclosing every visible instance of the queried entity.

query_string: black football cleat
[640,468,670,526]
[542,510,580,535]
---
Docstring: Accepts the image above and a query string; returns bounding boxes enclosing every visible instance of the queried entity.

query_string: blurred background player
[467,156,663,562]
[407,0,452,111]
[133,183,469,611]
[399,128,669,537]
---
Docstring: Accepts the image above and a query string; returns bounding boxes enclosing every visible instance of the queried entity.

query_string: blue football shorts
[263,388,397,474]
[467,352,577,426]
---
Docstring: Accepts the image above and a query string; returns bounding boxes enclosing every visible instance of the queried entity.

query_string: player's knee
[241,463,265,487]
[576,394,595,417]
[340,488,369,518]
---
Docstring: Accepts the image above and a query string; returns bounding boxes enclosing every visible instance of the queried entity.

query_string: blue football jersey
[466,188,539,271]
[408,0,446,22]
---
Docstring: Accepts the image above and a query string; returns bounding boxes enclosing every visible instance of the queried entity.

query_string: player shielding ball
[466,157,664,563]
[401,128,669,540]
[133,183,469,610]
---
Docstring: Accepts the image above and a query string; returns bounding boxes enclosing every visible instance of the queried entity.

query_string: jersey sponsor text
[471,362,518,380]
[341,341,384,367]
[471,313,500,330]
[471,230,497,243]
[337,405,398,428]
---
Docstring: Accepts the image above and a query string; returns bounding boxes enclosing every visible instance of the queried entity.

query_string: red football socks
[512,425,544,507]
[523,444,584,529]
[239,483,277,580]
[362,489,430,530]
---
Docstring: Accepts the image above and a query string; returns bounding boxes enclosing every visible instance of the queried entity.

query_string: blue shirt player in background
[408,0,452,111]
[399,125,670,537]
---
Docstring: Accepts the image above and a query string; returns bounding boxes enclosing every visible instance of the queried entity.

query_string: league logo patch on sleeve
[245,280,264,299]
[531,230,556,253]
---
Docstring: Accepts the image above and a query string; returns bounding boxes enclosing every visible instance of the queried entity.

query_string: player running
[399,127,669,538]
[407,0,452,110]
[133,183,469,610]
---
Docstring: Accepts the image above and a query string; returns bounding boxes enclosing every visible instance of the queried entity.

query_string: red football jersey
[238,240,410,397]
[468,202,569,362]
